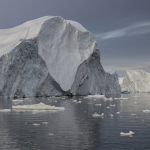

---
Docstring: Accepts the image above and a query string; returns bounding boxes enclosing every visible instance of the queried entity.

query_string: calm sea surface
[0,93,150,150]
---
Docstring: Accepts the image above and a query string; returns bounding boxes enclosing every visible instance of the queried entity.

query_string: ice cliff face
[121,69,150,93]
[0,16,121,97]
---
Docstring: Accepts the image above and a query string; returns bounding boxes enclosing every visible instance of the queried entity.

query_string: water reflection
[0,93,150,149]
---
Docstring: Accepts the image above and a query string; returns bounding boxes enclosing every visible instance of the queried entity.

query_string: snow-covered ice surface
[121,69,150,93]
[0,16,120,97]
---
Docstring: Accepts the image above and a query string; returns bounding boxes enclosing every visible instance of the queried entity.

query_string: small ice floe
[116,112,120,114]
[92,112,104,118]
[0,109,11,112]
[72,100,82,103]
[120,131,134,136]
[107,107,110,108]
[110,114,113,117]
[110,104,115,107]
[12,102,65,110]
[94,99,97,101]
[49,133,54,136]
[142,110,150,113]
[75,101,82,104]
[88,95,105,98]
[62,98,65,99]
[95,104,101,106]
[12,99,23,102]
[104,97,113,101]
[32,123,40,126]
[42,122,48,124]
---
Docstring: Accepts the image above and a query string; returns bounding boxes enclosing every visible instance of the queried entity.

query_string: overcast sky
[0,0,150,77]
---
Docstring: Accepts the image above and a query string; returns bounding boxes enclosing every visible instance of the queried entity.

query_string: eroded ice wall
[0,16,121,97]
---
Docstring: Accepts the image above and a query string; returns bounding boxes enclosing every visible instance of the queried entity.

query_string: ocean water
[0,93,150,150]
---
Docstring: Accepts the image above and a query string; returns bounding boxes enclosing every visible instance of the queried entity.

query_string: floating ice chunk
[33,123,40,126]
[0,109,11,112]
[95,104,101,106]
[107,107,110,108]
[104,97,113,101]
[12,102,65,110]
[88,95,105,98]
[62,98,65,99]
[142,110,150,113]
[116,112,120,114]
[92,112,104,117]
[42,122,48,124]
[120,131,134,136]
[110,114,113,117]
[49,133,54,136]
[12,99,23,102]
[74,101,82,104]
[110,104,115,107]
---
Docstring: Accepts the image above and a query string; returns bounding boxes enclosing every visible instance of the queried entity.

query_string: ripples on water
[0,93,150,150]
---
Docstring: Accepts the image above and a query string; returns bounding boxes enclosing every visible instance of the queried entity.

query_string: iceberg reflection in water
[0,93,150,149]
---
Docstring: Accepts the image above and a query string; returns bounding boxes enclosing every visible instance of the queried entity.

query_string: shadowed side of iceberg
[0,38,64,97]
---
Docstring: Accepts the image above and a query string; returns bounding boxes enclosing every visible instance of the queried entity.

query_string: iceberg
[0,16,121,97]
[121,69,150,93]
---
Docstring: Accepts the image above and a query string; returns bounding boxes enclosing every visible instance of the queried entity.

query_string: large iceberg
[121,69,150,93]
[0,16,121,97]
